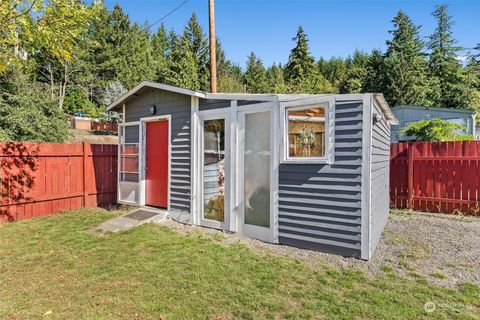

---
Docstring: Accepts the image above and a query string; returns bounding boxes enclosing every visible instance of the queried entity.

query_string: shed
[391,105,476,142]
[108,81,398,260]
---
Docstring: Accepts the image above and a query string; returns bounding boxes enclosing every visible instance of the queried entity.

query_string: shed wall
[391,106,475,142]
[199,99,230,111]
[370,102,391,254]
[124,89,192,217]
[277,99,364,257]
[198,99,264,111]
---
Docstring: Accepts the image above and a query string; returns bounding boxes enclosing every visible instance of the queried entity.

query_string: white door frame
[197,110,231,230]
[139,115,171,211]
[236,102,278,243]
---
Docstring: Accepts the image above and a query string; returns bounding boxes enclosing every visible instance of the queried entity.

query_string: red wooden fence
[390,141,480,215]
[0,142,117,222]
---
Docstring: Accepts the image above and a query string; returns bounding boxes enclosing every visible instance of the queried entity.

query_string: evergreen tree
[284,26,317,93]
[340,50,369,93]
[165,13,208,91]
[216,40,244,92]
[364,49,387,95]
[118,22,155,89]
[183,13,209,91]
[427,4,470,108]
[267,63,288,93]
[383,11,430,106]
[466,44,480,111]
[151,23,170,82]
[317,57,348,93]
[243,52,268,93]
[81,2,129,105]
[165,35,200,90]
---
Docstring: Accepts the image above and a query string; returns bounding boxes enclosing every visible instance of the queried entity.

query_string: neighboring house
[107,81,398,260]
[391,105,476,142]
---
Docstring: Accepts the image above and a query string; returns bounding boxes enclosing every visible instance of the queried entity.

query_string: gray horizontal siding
[124,125,139,144]
[199,99,230,111]
[124,88,191,214]
[370,102,391,253]
[237,100,264,106]
[199,99,266,110]
[278,100,364,257]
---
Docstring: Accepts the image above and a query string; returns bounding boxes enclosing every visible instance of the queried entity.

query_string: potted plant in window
[298,127,316,156]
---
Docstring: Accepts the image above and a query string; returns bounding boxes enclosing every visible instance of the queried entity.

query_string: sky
[103,0,480,67]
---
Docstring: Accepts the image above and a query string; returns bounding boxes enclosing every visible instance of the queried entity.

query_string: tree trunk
[47,63,55,99]
[58,63,69,110]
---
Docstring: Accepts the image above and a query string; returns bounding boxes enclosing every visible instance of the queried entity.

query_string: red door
[145,120,169,208]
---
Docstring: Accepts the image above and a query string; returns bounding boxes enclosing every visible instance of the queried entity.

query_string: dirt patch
[68,129,118,144]
[156,210,480,288]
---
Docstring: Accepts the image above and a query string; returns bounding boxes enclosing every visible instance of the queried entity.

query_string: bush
[0,70,70,142]
[400,118,473,142]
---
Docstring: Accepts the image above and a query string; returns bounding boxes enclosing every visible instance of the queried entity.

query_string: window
[282,101,334,164]
[118,123,140,204]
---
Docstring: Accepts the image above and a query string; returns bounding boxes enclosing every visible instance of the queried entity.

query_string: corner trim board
[360,94,373,260]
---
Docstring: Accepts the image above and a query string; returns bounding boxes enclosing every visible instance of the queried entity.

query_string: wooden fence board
[0,142,117,222]
[391,140,480,215]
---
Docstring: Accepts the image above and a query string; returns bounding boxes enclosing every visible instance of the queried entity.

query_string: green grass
[0,209,479,319]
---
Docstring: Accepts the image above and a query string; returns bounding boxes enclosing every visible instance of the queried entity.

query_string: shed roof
[107,81,398,124]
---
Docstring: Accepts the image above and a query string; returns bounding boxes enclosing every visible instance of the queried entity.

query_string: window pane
[203,119,225,222]
[244,111,270,228]
[119,125,139,183]
[288,106,325,158]
[119,124,140,204]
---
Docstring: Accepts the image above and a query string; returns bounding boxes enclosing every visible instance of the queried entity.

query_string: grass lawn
[0,209,478,319]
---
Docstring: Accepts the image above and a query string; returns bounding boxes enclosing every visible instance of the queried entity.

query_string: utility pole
[208,0,217,93]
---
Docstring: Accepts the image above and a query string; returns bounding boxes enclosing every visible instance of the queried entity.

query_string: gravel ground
[156,210,480,288]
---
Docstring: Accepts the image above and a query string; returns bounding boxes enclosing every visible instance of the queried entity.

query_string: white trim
[236,101,273,111]
[140,114,171,211]
[198,108,231,117]
[373,93,398,125]
[236,102,276,243]
[360,94,373,260]
[107,81,205,111]
[280,97,335,165]
[191,96,200,225]
[139,121,144,206]
[122,121,140,126]
[271,97,280,243]
[117,122,141,205]
[334,94,366,101]
[140,115,173,122]
[229,100,238,232]
[117,123,122,204]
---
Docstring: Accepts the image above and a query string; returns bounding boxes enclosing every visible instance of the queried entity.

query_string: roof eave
[106,81,205,111]
[373,94,399,125]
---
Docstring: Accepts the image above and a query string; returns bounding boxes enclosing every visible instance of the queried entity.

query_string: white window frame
[118,121,141,205]
[280,97,335,164]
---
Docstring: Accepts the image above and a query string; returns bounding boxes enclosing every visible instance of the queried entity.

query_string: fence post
[407,143,414,209]
[83,142,88,207]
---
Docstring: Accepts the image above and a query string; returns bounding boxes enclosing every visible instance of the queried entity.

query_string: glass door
[238,109,273,242]
[199,113,230,229]
[118,123,140,204]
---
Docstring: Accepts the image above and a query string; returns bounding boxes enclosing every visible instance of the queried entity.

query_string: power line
[141,0,189,32]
